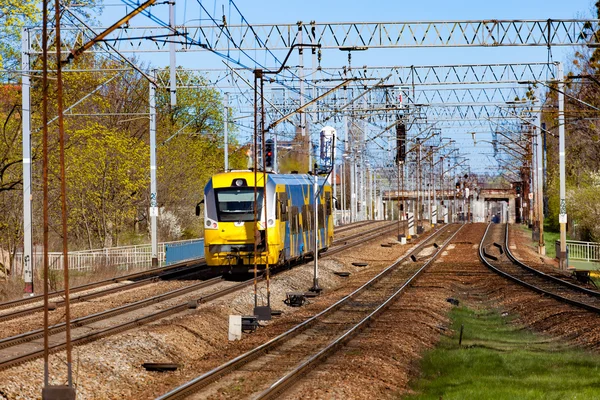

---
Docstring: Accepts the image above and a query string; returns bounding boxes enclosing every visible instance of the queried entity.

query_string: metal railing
[565,240,600,263]
[13,238,203,273]
[555,240,600,263]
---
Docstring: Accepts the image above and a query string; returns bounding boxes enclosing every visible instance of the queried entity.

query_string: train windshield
[215,188,263,222]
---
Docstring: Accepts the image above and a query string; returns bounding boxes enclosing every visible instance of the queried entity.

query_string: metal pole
[224,93,229,171]
[22,28,33,295]
[557,62,567,269]
[253,70,260,309]
[366,167,370,220]
[169,0,176,107]
[441,157,445,223]
[55,4,74,388]
[428,149,432,226]
[417,140,422,233]
[260,77,271,309]
[370,170,374,220]
[41,0,50,387]
[341,159,345,223]
[350,154,356,222]
[297,24,307,170]
[149,79,158,267]
[310,171,321,292]
[432,147,437,226]
[397,162,400,237]
[536,108,545,254]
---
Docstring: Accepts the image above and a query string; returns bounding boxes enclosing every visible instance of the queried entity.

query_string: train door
[276,190,290,262]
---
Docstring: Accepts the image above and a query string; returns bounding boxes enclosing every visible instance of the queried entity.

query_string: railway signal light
[515,182,522,196]
[265,139,274,170]
[395,122,406,164]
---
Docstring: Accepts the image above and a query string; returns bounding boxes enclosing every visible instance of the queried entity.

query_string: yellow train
[200,170,334,273]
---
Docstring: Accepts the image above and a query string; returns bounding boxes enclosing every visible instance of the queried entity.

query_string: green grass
[516,224,561,259]
[404,306,600,399]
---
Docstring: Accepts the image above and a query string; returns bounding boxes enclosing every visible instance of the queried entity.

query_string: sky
[99,0,596,67]
[91,0,597,174]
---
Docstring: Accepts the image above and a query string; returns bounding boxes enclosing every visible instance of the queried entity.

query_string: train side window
[303,204,316,230]
[319,204,326,228]
[277,193,288,222]
[301,205,308,229]
[290,206,299,233]
[325,193,332,215]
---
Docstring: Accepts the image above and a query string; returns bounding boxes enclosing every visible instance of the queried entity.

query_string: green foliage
[61,123,148,248]
[568,171,600,241]
[0,0,38,71]
[0,82,23,258]
[153,69,246,240]
[541,2,600,241]
[405,306,600,399]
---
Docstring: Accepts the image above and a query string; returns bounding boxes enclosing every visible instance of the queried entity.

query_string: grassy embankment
[514,223,560,259]
[404,306,600,399]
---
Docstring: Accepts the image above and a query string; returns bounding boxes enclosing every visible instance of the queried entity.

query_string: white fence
[13,239,201,273]
[566,240,600,263]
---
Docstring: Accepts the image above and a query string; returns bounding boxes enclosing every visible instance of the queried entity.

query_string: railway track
[156,223,463,400]
[0,220,402,371]
[0,221,394,324]
[0,220,378,318]
[0,258,208,311]
[479,223,600,313]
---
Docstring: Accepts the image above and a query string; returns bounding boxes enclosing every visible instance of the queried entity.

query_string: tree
[61,123,148,248]
[540,3,600,240]
[154,70,246,239]
[0,0,38,72]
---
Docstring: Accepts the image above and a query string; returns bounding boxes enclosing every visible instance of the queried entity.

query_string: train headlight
[234,179,244,187]
[268,219,274,226]
[205,218,218,229]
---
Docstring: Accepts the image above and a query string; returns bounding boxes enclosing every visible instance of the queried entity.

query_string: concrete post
[22,28,34,294]
[149,80,158,267]
[557,62,567,269]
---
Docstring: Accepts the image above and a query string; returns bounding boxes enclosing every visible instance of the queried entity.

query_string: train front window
[215,188,263,222]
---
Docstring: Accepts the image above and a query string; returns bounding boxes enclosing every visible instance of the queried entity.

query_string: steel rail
[478,224,600,314]
[0,221,391,324]
[331,221,398,245]
[0,258,207,310]
[0,278,250,372]
[0,276,161,322]
[334,220,379,234]
[0,220,370,312]
[503,223,600,298]
[257,224,464,399]
[0,222,396,371]
[0,277,224,350]
[156,224,459,400]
